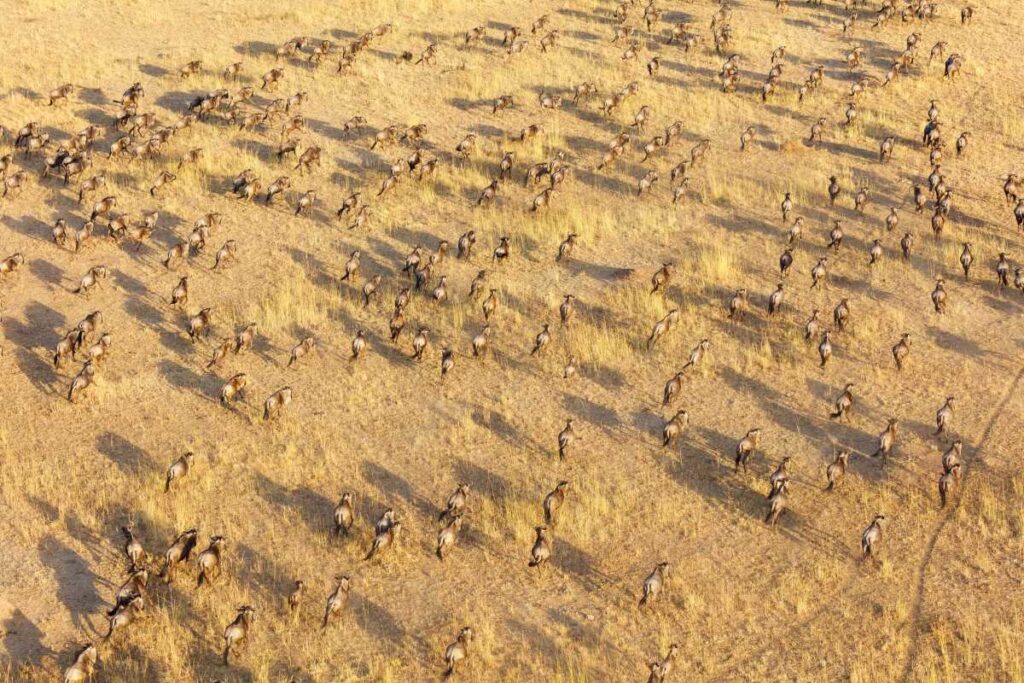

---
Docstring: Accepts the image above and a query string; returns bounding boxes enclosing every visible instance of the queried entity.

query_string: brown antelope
[333,492,354,536]
[188,308,213,343]
[436,515,463,560]
[223,606,256,665]
[557,418,576,459]
[165,452,194,493]
[861,515,884,561]
[439,484,469,522]
[639,561,669,608]
[543,481,569,527]
[288,337,316,367]
[444,627,474,677]
[872,418,899,465]
[364,520,401,561]
[196,535,226,587]
[935,396,955,437]
[104,595,144,641]
[162,528,198,583]
[825,449,850,491]
[67,361,97,403]
[765,480,789,527]
[529,526,551,568]
[735,428,763,472]
[120,524,146,572]
[263,387,292,420]
[322,576,351,628]
[220,373,247,405]
[62,643,98,683]
[939,464,962,508]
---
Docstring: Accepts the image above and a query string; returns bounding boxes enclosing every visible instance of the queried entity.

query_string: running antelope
[221,374,247,404]
[662,410,689,448]
[443,626,474,677]
[735,428,763,472]
[639,561,669,608]
[322,576,351,628]
[162,528,198,583]
[222,606,256,665]
[543,481,569,527]
[825,449,850,491]
[165,452,194,493]
[196,535,226,587]
[263,387,292,421]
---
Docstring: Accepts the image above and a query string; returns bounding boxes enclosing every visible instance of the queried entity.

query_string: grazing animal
[861,515,884,561]
[364,520,401,562]
[443,627,474,678]
[872,418,899,465]
[162,528,199,583]
[735,428,763,472]
[263,387,292,421]
[322,576,351,628]
[639,561,669,608]
[196,535,226,587]
[830,383,854,421]
[436,515,463,560]
[939,464,962,508]
[662,410,689,448]
[528,526,551,568]
[764,480,789,527]
[935,396,955,437]
[104,595,144,641]
[222,606,256,665]
[287,337,316,367]
[188,308,213,343]
[558,419,576,459]
[165,452,194,492]
[333,492,354,536]
[826,449,850,491]
[62,644,98,683]
[543,481,569,527]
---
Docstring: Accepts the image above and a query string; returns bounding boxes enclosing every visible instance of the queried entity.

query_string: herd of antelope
[0,0,1012,679]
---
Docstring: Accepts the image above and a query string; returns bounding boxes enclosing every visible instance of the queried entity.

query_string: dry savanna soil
[1,0,1023,681]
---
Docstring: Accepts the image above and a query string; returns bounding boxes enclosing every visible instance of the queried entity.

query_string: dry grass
[1,0,1024,681]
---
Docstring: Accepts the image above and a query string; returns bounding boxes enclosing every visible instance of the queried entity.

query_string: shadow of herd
[0,0,1012,680]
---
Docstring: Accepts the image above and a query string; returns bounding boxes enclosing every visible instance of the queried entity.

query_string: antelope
[827,221,844,251]
[942,440,963,474]
[149,170,176,197]
[639,561,669,608]
[768,283,784,316]
[637,170,658,196]
[735,428,763,472]
[162,528,198,583]
[804,309,820,342]
[901,232,914,260]
[997,253,1011,288]
[67,361,97,403]
[222,606,256,665]
[543,481,569,527]
[53,330,81,369]
[63,644,98,683]
[436,515,463,560]
[364,520,401,561]
[167,276,189,308]
[779,249,794,278]
[443,627,474,677]
[558,418,576,459]
[333,492,354,537]
[361,274,381,306]
[187,308,213,343]
[818,331,833,368]
[483,288,499,320]
[531,324,551,356]
[196,535,226,587]
[728,289,747,319]
[165,452,194,492]
[830,383,855,421]
[89,196,117,222]
[931,278,947,313]
[825,449,850,491]
[765,479,789,527]
[833,299,851,332]
[220,374,247,405]
[861,515,884,561]
[120,524,146,572]
[872,418,899,465]
[938,464,962,508]
[935,396,955,437]
[322,576,351,628]
[528,526,551,568]
[492,236,510,263]
[75,311,103,348]
[811,257,829,289]
[789,217,804,244]
[263,387,292,420]
[739,126,756,152]
[104,595,144,641]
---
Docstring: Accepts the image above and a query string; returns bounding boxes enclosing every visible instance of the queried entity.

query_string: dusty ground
[1,0,1023,680]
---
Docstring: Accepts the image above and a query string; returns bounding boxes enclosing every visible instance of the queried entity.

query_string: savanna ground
[1,0,1023,680]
